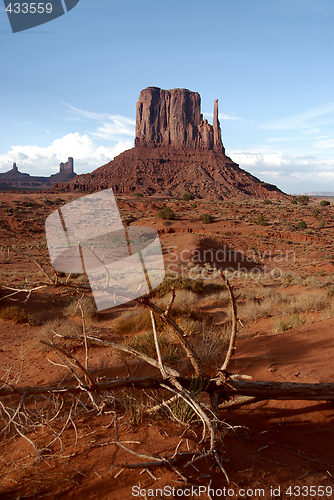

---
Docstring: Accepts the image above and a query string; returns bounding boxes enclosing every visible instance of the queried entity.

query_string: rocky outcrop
[0,158,76,191]
[51,87,289,201]
[135,87,225,153]
[51,147,289,200]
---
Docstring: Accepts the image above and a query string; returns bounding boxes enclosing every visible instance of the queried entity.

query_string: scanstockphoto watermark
[166,245,296,281]
[3,0,80,33]
[132,484,269,497]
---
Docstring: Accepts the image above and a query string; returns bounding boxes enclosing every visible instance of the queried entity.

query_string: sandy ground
[1,192,334,499]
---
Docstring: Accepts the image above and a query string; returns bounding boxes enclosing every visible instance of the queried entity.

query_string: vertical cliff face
[135,87,225,153]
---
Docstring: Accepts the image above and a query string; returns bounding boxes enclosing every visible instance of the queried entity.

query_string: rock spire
[135,87,225,152]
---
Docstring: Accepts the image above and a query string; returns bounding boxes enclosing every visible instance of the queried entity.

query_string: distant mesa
[0,158,76,191]
[52,87,288,200]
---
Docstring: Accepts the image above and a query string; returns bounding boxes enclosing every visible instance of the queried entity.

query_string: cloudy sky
[1,0,334,194]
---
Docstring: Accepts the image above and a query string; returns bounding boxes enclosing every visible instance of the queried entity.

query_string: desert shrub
[256,214,268,226]
[319,218,325,229]
[169,377,206,423]
[297,220,307,229]
[39,318,81,345]
[200,213,213,224]
[122,389,145,425]
[198,290,229,306]
[115,290,207,337]
[236,296,274,323]
[183,191,195,201]
[320,200,330,206]
[114,311,141,335]
[0,306,28,323]
[263,199,272,205]
[327,287,334,297]
[41,198,53,205]
[191,202,197,208]
[273,318,289,332]
[153,275,203,297]
[114,309,158,335]
[291,199,298,205]
[157,289,198,311]
[297,195,309,205]
[157,290,211,323]
[27,313,43,326]
[54,198,65,204]
[125,332,179,364]
[312,208,320,217]
[135,192,143,197]
[182,319,229,368]
[321,302,334,319]
[63,296,98,323]
[272,314,305,333]
[158,205,175,220]
[284,291,328,314]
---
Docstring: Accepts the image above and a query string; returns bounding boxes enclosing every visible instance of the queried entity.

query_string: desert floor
[1,191,334,499]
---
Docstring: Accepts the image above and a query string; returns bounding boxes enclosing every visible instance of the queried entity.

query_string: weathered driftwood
[2,376,334,403]
[225,379,334,401]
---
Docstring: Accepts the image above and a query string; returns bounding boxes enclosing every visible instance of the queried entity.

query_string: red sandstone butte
[52,87,288,200]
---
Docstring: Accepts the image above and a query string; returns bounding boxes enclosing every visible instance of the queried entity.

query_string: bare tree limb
[0,243,55,283]
[40,340,96,389]
[164,287,175,316]
[77,295,89,371]
[138,296,206,378]
[218,270,237,376]
[150,310,168,379]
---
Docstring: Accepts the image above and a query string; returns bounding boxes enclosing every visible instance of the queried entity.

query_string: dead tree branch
[0,243,55,283]
[138,296,206,378]
[218,270,238,376]
[40,340,96,389]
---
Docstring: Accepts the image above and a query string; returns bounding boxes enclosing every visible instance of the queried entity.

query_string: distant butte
[0,158,76,191]
[53,87,288,200]
[135,87,224,152]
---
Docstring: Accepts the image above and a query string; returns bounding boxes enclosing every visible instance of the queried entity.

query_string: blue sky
[1,0,334,194]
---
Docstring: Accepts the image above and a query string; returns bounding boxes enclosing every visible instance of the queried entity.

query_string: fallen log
[1,376,334,403]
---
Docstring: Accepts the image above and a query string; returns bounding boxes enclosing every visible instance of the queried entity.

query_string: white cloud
[60,102,136,140]
[0,133,133,176]
[228,148,334,179]
[313,137,334,148]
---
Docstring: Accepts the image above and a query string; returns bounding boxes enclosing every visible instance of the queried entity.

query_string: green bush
[200,213,213,224]
[297,220,307,229]
[263,199,272,205]
[291,199,298,205]
[183,191,195,201]
[63,296,98,323]
[297,195,309,205]
[41,198,53,205]
[273,314,305,333]
[0,306,28,323]
[319,218,325,229]
[256,214,268,226]
[153,275,203,297]
[135,192,143,197]
[320,200,330,206]
[158,205,175,220]
[312,208,320,217]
